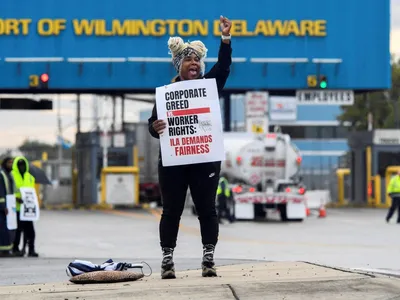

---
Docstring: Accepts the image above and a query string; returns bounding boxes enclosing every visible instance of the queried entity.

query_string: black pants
[158,160,221,249]
[23,221,35,251]
[387,196,400,222]
[13,213,35,251]
[13,212,22,251]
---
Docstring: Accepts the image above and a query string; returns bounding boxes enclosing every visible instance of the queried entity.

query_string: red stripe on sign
[171,107,210,116]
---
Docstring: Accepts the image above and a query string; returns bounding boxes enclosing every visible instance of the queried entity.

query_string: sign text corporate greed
[165,87,211,156]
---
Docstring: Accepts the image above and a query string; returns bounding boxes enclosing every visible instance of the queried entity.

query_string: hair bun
[188,40,208,58]
[168,37,185,56]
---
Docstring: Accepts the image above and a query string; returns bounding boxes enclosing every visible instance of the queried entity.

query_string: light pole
[384,91,399,129]
[57,94,63,181]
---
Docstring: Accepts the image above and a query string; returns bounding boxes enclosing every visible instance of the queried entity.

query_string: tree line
[0,139,74,162]
[338,55,400,130]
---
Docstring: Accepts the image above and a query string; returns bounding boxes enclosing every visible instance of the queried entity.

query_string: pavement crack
[383,295,400,300]
[226,284,240,300]
[301,261,376,278]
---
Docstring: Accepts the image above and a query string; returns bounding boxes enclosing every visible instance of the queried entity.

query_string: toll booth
[75,131,135,206]
[347,129,400,206]
[346,131,372,205]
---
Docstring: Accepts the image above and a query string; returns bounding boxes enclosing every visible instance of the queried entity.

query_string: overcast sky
[0,95,154,151]
[0,2,399,150]
[392,0,400,58]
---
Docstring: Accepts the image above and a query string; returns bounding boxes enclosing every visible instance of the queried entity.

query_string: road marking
[144,208,196,232]
[100,209,392,250]
[101,209,156,221]
[148,208,162,220]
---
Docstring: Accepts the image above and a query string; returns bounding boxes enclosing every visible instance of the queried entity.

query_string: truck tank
[221,132,302,187]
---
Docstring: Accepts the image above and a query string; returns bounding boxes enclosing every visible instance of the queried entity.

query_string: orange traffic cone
[318,204,326,218]
[306,207,311,217]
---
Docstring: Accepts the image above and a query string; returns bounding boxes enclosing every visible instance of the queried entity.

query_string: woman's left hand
[220,16,232,36]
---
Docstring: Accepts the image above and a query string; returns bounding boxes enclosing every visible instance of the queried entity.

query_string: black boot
[161,247,175,279]
[202,244,217,277]
[28,250,39,257]
[0,250,12,257]
[11,248,24,257]
[28,240,39,257]
[22,239,27,256]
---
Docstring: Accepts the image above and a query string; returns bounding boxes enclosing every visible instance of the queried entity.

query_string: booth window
[96,152,129,179]
[377,152,400,177]
[275,126,349,139]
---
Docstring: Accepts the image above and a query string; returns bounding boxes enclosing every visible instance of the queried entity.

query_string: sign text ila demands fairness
[155,78,224,167]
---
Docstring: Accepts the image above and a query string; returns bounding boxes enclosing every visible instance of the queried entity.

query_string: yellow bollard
[336,168,350,206]
[372,175,381,207]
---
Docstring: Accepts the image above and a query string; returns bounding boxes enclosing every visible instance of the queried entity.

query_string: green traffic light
[320,81,327,89]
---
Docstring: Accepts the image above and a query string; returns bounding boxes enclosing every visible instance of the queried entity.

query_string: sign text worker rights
[155,78,224,167]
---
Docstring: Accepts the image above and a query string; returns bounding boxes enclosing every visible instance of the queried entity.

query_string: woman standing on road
[148,15,232,279]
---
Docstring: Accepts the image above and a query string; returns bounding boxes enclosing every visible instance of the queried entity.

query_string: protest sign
[155,78,225,167]
[6,194,17,230]
[20,187,40,222]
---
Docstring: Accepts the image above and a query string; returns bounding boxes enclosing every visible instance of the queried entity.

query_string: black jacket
[148,40,232,139]
[0,169,14,211]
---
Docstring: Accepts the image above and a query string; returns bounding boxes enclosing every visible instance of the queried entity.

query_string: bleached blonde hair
[168,37,208,76]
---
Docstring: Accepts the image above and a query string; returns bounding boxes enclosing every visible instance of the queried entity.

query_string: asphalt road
[0,207,398,286]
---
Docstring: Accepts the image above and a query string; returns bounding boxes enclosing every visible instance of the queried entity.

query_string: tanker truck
[188,131,307,222]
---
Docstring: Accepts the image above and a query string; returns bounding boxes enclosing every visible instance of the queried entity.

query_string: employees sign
[296,90,354,105]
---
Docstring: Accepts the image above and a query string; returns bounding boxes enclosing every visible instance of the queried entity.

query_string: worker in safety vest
[216,175,235,224]
[386,170,400,223]
[11,156,39,257]
[0,157,16,257]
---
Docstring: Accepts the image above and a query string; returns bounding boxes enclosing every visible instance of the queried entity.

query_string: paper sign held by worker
[6,195,17,230]
[20,187,40,222]
[155,78,224,166]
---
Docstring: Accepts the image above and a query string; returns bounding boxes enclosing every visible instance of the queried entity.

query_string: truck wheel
[290,218,304,222]
[231,203,236,220]
[279,204,288,222]
[254,204,266,219]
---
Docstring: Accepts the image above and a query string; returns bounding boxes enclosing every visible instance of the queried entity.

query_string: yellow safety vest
[11,156,35,212]
[388,175,400,194]
[217,177,231,197]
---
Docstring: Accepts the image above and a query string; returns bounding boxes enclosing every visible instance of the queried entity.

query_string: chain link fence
[298,153,351,205]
